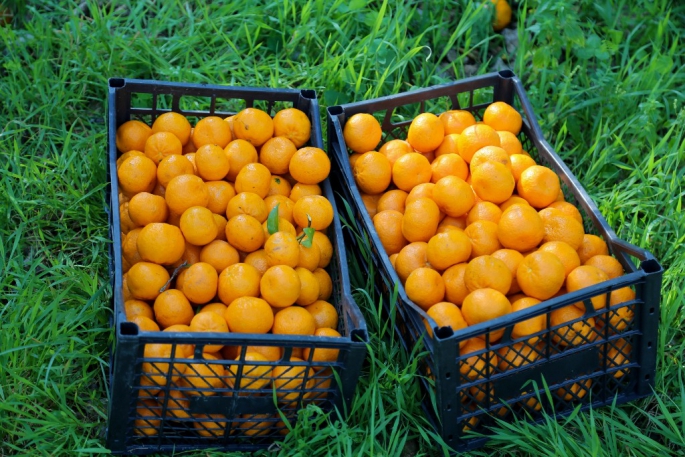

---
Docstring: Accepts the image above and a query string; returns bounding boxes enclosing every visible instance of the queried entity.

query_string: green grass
[1,0,684,455]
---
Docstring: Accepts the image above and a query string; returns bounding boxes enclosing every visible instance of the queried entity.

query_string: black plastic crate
[327,70,662,452]
[106,79,368,455]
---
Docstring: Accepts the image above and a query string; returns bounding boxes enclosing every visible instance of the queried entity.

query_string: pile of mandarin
[116,106,340,437]
[343,102,634,404]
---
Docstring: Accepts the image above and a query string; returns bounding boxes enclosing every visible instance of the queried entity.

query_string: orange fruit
[289,147,331,185]
[268,175,292,197]
[178,262,219,305]
[226,353,272,391]
[470,161,515,204]
[295,242,321,272]
[517,166,561,208]
[464,255,512,295]
[189,312,229,353]
[233,108,274,147]
[392,153,432,192]
[156,154,195,188]
[469,146,512,172]
[214,214,228,241]
[457,123,501,163]
[273,108,311,148]
[127,262,170,301]
[165,174,209,215]
[491,0,513,31]
[125,299,154,320]
[157,389,190,419]
[180,206,219,246]
[259,137,297,175]
[289,183,321,202]
[483,101,522,134]
[461,288,511,341]
[194,144,230,181]
[425,301,468,337]
[234,163,272,199]
[116,150,146,170]
[432,175,475,217]
[466,201,502,225]
[443,263,469,305]
[550,305,595,347]
[226,192,268,223]
[498,342,541,371]
[261,265,301,308]
[427,229,472,271]
[353,151,392,195]
[546,201,583,224]
[394,242,430,283]
[497,131,523,156]
[311,232,333,268]
[224,139,258,181]
[343,113,382,154]
[516,251,565,300]
[130,315,160,332]
[182,352,225,395]
[491,249,524,294]
[510,297,545,342]
[431,154,468,183]
[117,155,157,196]
[378,139,412,165]
[294,267,320,306]
[151,112,192,145]
[116,120,152,153]
[304,300,338,329]
[497,203,544,252]
[510,154,536,182]
[464,220,502,258]
[217,263,261,305]
[199,303,228,317]
[302,327,342,363]
[312,268,333,301]
[407,113,444,153]
[271,357,314,402]
[193,115,233,148]
[243,250,270,276]
[459,338,497,380]
[200,240,240,274]
[439,110,476,134]
[567,265,609,311]
[373,210,407,256]
[121,228,143,266]
[606,287,635,332]
[377,189,408,213]
[273,306,316,335]
[499,195,530,212]
[144,131,183,165]
[538,208,585,250]
[292,195,334,231]
[405,267,445,310]
[538,241,581,278]
[134,402,161,436]
[192,414,227,438]
[225,214,265,253]
[205,181,236,215]
[137,223,185,265]
[605,339,631,378]
[224,296,274,334]
[361,193,380,218]
[170,242,202,268]
[265,232,300,268]
[182,131,197,154]
[153,289,194,329]
[262,217,296,240]
[577,234,609,264]
[405,183,435,206]
[435,135,460,159]
[584,255,623,280]
[437,215,467,233]
[402,197,440,243]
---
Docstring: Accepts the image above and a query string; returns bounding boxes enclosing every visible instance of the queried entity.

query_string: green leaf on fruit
[267,204,280,235]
